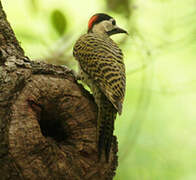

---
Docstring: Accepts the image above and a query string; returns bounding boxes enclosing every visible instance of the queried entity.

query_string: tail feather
[97,95,117,162]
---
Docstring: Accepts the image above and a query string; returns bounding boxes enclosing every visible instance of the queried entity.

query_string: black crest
[88,13,113,32]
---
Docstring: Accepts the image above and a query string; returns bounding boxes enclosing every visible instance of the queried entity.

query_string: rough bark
[0,2,118,180]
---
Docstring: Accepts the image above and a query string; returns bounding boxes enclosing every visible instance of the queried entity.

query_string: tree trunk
[0,2,118,180]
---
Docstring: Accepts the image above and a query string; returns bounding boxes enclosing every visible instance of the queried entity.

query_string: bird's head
[87,13,128,36]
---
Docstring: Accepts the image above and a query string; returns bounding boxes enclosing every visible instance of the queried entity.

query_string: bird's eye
[112,20,116,25]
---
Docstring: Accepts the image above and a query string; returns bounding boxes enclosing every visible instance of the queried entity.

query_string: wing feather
[73,33,126,114]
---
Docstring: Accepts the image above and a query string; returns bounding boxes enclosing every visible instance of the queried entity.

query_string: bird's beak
[115,27,128,34]
[107,26,128,36]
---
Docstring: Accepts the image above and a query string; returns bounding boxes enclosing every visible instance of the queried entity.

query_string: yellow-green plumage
[73,32,125,162]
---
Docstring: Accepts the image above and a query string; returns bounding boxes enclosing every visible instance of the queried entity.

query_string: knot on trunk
[7,73,117,179]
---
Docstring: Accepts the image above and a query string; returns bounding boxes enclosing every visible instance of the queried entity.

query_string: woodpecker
[73,13,127,162]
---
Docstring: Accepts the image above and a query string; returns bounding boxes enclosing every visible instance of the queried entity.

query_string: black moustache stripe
[106,28,119,36]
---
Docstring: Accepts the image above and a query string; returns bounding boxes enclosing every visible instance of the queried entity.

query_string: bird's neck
[90,31,110,39]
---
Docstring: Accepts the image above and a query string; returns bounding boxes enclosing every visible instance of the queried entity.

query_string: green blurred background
[2,0,196,179]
